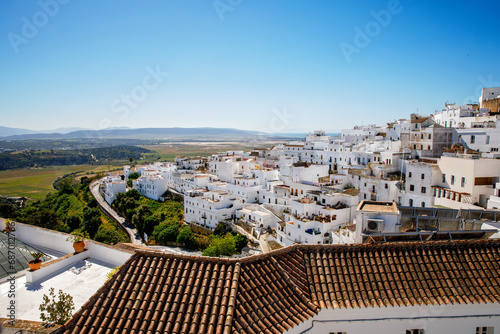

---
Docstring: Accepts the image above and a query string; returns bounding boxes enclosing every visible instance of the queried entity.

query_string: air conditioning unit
[366,219,384,233]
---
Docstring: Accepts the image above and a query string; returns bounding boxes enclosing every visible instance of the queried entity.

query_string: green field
[138,142,276,163]
[0,164,123,200]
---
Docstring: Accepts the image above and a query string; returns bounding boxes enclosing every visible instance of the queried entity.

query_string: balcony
[305,228,321,235]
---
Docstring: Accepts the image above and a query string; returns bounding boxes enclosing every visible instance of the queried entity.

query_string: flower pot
[73,241,85,253]
[28,259,41,271]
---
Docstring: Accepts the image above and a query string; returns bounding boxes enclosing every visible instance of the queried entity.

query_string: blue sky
[1,0,500,133]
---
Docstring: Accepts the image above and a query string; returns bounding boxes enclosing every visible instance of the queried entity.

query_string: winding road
[89,179,144,245]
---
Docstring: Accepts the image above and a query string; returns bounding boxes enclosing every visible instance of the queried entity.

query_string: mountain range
[0,126,263,140]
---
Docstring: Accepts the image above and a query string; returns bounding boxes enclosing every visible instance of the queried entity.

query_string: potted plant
[28,252,44,271]
[66,230,89,253]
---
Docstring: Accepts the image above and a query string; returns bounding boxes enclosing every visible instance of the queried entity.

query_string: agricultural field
[138,140,279,162]
[0,164,122,200]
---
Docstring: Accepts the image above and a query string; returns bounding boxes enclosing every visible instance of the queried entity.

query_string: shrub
[177,226,197,249]
[106,266,121,280]
[202,234,236,257]
[39,288,75,326]
[234,233,248,252]
[158,224,179,244]
[95,225,128,245]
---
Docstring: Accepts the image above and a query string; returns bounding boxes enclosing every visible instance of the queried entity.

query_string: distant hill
[1,127,262,140]
[0,126,87,137]
[0,126,39,137]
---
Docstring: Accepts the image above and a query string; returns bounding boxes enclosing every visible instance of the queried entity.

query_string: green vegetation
[106,266,121,281]
[127,172,140,187]
[202,232,248,257]
[113,189,184,238]
[39,288,75,326]
[0,165,120,200]
[6,176,129,245]
[0,145,151,171]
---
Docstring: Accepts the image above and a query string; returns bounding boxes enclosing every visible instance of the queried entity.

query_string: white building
[480,87,500,108]
[133,173,168,201]
[184,190,243,229]
[402,158,442,208]
[102,175,126,205]
[277,190,358,246]
[354,200,401,243]
[433,155,500,209]
[236,204,281,230]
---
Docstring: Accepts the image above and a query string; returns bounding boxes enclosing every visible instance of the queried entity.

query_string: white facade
[354,201,401,243]
[433,155,500,209]
[286,303,499,334]
[277,191,358,246]
[103,175,126,205]
[184,190,243,229]
[236,204,281,229]
[402,159,441,208]
[480,87,500,108]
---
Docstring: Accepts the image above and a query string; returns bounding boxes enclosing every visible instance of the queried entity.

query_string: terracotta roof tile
[60,239,500,334]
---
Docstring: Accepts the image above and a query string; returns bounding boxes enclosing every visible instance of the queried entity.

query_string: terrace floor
[0,258,114,322]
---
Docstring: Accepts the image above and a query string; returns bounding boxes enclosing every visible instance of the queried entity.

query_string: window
[421,186,426,194]
[428,134,431,139]
[421,173,425,180]
[409,199,413,206]
[471,135,475,144]
[461,177,465,187]
[410,185,415,191]
[476,327,494,334]
[385,183,388,189]
[443,174,446,183]
[406,330,424,334]
[421,202,425,207]
[451,175,455,185]
[409,172,412,178]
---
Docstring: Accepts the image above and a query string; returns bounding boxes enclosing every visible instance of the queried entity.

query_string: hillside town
[101,87,500,248]
[2,88,500,334]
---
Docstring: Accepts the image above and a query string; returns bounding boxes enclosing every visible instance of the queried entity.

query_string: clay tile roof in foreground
[60,239,500,334]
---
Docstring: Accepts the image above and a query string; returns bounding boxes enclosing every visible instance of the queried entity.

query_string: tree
[126,188,141,200]
[128,172,140,181]
[214,222,230,236]
[144,215,160,236]
[202,234,236,257]
[177,226,197,249]
[131,205,152,235]
[158,224,179,244]
[57,178,75,195]
[95,225,128,245]
[39,288,75,326]
[234,233,248,253]
[0,203,17,218]
[81,206,102,237]
[65,215,81,231]
[129,157,134,164]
